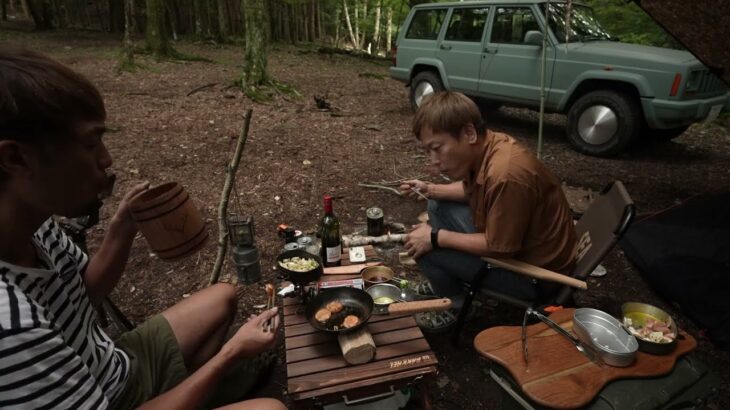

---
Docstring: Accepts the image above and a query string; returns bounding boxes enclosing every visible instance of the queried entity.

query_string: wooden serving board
[474,308,697,409]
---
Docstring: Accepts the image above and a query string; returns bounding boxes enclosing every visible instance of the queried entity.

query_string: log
[338,327,376,365]
[342,233,406,248]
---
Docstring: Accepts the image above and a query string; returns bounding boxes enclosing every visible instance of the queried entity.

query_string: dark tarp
[619,192,730,350]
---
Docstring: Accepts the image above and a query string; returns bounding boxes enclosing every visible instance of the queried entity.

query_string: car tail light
[669,73,682,97]
[391,46,397,66]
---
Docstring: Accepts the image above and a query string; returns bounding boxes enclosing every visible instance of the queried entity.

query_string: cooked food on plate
[326,301,344,313]
[623,316,676,343]
[278,256,319,272]
[342,315,360,329]
[315,308,332,322]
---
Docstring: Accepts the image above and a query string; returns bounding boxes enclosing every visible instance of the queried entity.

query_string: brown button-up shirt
[463,131,577,274]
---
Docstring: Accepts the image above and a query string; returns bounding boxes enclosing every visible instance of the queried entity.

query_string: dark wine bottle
[320,195,342,267]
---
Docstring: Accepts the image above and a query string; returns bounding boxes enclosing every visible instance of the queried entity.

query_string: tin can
[366,207,384,236]
[283,242,300,252]
[296,236,313,247]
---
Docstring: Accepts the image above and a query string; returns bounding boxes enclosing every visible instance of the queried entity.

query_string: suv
[390,1,730,157]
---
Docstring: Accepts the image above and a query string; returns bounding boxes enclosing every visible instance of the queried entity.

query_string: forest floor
[2,23,729,409]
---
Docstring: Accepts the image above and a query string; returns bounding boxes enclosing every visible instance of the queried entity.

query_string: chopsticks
[411,186,429,201]
[264,283,275,332]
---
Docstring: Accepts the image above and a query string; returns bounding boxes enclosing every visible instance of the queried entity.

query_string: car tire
[410,71,444,111]
[646,125,690,141]
[566,90,640,157]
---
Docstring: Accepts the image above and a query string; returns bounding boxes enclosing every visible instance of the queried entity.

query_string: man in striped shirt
[0,50,285,409]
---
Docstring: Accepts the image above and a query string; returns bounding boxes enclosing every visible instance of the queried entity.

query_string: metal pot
[621,302,679,355]
[573,308,638,367]
[360,265,394,287]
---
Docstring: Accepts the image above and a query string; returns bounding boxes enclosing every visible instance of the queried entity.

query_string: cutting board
[474,308,697,409]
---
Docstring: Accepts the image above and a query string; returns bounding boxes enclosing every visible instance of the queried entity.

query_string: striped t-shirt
[0,218,130,409]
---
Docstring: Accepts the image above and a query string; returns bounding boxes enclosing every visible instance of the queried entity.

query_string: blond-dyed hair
[412,91,485,140]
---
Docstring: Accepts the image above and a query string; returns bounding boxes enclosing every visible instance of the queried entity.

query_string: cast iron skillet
[305,287,373,334]
[276,249,323,285]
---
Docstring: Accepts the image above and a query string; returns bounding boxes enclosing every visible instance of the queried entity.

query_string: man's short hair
[0,48,106,144]
[412,91,486,140]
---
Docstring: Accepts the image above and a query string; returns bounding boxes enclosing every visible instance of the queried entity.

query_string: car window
[444,7,489,42]
[490,7,541,44]
[406,9,448,40]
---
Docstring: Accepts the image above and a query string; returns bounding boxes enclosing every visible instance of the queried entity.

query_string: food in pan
[278,257,319,272]
[623,315,675,343]
[315,308,332,322]
[326,301,344,313]
[341,315,360,329]
[373,296,395,305]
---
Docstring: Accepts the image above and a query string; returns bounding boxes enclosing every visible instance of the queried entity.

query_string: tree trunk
[308,0,314,42]
[334,3,341,47]
[282,0,290,43]
[2,0,7,21]
[20,0,29,18]
[372,0,381,54]
[166,0,178,40]
[354,0,359,49]
[358,0,366,50]
[386,6,392,56]
[301,2,307,42]
[146,0,170,55]
[216,0,228,40]
[316,0,322,41]
[109,0,124,32]
[8,0,14,14]
[193,0,208,36]
[122,0,135,65]
[241,0,267,90]
[343,0,357,49]
[94,0,105,30]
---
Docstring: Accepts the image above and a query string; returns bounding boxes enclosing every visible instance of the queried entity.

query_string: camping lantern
[228,215,255,246]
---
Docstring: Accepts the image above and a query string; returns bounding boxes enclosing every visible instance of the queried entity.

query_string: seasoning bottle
[319,195,342,267]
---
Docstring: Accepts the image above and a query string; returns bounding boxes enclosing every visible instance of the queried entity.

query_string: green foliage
[585,0,680,49]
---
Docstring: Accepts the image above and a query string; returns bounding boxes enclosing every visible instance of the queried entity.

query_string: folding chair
[451,181,636,344]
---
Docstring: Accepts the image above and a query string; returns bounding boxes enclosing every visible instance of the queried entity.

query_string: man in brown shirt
[400,92,576,331]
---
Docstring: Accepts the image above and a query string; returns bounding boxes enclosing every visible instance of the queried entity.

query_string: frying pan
[305,287,452,334]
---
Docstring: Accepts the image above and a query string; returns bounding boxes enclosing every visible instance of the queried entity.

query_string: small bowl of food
[276,249,323,285]
[621,302,678,355]
[360,266,394,287]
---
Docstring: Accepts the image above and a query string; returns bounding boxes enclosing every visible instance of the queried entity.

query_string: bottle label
[325,245,342,263]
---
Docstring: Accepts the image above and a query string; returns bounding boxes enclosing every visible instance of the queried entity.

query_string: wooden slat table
[283,246,437,408]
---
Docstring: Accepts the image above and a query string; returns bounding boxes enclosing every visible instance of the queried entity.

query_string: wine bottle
[320,195,342,267]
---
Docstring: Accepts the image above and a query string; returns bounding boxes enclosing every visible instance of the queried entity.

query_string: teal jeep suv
[390,1,730,157]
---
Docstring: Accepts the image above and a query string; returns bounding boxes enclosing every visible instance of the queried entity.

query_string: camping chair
[451,180,636,344]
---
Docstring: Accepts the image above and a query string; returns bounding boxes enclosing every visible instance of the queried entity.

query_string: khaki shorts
[110,314,188,410]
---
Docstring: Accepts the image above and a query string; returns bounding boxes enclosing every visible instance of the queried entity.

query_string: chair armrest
[481,257,588,290]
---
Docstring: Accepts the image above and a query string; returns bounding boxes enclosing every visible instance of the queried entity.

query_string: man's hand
[398,179,431,200]
[225,308,280,360]
[404,222,433,259]
[110,181,149,236]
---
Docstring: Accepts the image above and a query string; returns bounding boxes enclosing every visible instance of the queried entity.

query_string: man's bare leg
[215,398,287,410]
[161,283,237,370]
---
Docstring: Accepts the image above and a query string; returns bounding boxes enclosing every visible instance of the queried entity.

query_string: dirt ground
[2,24,729,409]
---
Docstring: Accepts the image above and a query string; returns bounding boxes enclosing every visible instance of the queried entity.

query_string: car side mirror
[524,30,544,46]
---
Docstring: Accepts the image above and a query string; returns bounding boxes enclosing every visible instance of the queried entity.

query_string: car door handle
[483,47,498,54]
[440,44,452,51]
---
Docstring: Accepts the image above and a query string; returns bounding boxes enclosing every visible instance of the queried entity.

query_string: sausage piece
[342,315,360,329]
[326,301,344,313]
[315,308,331,322]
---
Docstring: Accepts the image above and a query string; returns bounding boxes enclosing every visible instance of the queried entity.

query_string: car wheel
[566,90,640,157]
[410,71,444,111]
[646,125,690,141]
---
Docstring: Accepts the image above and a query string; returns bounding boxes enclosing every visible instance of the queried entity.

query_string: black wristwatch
[431,228,440,249]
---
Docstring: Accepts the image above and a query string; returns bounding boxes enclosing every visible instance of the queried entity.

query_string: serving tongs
[521,307,603,366]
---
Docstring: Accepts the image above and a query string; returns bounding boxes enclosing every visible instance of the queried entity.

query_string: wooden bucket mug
[129,182,209,260]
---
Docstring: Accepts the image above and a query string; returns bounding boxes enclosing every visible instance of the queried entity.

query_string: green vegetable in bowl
[279,257,319,272]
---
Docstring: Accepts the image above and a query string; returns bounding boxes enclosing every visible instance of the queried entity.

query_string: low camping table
[283,246,438,408]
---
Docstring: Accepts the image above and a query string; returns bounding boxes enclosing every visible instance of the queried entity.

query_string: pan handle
[343,386,395,405]
[387,298,452,315]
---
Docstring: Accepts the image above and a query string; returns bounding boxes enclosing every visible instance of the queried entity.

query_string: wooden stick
[342,233,407,248]
[482,257,588,290]
[209,110,253,285]
[357,183,402,196]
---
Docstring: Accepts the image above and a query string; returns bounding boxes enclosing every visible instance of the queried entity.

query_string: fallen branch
[187,82,218,96]
[209,109,253,285]
[343,233,407,248]
[357,183,402,196]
